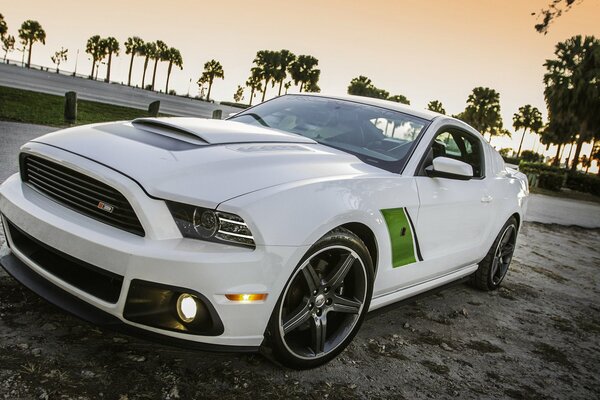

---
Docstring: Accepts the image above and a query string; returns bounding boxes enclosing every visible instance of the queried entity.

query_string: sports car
[0,94,528,369]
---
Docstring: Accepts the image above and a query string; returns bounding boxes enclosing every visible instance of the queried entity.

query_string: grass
[0,85,167,127]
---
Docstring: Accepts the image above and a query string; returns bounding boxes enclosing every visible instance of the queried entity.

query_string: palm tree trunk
[278,79,283,96]
[151,58,159,91]
[206,77,214,101]
[26,41,32,68]
[90,59,96,80]
[106,52,112,82]
[571,121,588,172]
[249,87,254,106]
[299,82,304,92]
[165,61,173,93]
[142,57,149,88]
[516,128,528,157]
[128,53,135,86]
[261,78,269,102]
[553,143,562,166]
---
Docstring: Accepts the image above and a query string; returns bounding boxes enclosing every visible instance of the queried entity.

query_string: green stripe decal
[381,208,417,268]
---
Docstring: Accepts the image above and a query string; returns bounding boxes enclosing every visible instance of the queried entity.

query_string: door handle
[481,195,493,203]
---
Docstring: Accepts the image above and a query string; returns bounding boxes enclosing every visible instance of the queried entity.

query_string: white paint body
[0,94,529,348]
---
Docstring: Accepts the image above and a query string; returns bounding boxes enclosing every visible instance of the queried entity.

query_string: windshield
[229,95,429,173]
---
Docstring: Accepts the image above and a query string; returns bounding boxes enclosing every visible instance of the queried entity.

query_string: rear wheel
[472,217,518,291]
[263,228,373,369]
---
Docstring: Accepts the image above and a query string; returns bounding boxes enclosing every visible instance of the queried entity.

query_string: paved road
[0,63,238,118]
[1,121,599,229]
[525,193,600,228]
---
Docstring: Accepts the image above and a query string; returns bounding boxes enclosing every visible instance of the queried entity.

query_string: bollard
[64,91,77,124]
[148,101,160,117]
[212,109,223,120]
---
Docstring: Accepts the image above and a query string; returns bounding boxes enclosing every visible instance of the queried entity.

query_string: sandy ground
[1,122,599,398]
[0,222,598,399]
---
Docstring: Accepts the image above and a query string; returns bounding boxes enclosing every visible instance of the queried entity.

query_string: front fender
[218,174,420,271]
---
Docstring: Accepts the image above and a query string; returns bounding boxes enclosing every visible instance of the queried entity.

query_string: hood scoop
[132,118,208,145]
[131,117,316,146]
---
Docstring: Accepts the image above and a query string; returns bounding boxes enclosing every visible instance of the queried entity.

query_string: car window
[425,129,485,178]
[229,95,429,173]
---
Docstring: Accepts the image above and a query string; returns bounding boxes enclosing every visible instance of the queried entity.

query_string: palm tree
[272,49,296,96]
[103,37,119,82]
[233,85,244,102]
[140,41,156,89]
[85,35,106,79]
[427,100,446,114]
[289,55,320,92]
[456,87,505,141]
[164,47,183,93]
[253,50,278,102]
[2,35,15,61]
[0,14,7,37]
[544,35,600,171]
[150,40,168,91]
[245,68,262,106]
[50,47,68,73]
[512,105,544,157]
[124,36,144,86]
[18,20,46,68]
[540,112,577,166]
[198,59,224,101]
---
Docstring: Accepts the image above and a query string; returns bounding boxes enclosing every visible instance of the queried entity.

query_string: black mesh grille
[20,154,145,236]
[6,219,124,303]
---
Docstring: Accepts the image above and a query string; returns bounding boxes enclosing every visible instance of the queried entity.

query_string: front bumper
[0,146,309,348]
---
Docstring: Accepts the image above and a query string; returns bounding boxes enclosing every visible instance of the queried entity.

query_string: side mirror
[425,157,473,180]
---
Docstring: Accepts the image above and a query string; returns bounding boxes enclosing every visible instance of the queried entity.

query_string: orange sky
[2,0,599,156]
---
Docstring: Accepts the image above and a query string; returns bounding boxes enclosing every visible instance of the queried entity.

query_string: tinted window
[229,95,429,172]
[430,129,484,177]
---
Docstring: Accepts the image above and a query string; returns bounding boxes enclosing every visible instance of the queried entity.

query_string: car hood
[31,118,378,207]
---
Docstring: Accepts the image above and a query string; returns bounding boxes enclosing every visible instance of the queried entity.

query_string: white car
[0,94,528,369]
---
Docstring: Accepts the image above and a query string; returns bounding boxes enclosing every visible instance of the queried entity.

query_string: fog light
[225,293,267,302]
[176,293,197,323]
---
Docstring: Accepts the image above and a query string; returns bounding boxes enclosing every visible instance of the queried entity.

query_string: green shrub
[519,162,565,175]
[499,148,512,157]
[503,156,520,165]
[538,172,564,191]
[566,173,600,196]
[520,150,544,162]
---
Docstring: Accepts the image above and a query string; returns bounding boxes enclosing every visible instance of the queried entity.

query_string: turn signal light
[225,293,267,302]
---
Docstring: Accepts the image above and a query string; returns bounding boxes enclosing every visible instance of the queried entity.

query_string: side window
[422,129,485,178]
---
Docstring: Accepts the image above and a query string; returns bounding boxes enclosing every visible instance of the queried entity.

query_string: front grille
[20,154,145,236]
[6,219,124,303]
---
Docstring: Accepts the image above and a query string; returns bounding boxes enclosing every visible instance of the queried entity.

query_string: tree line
[346,35,600,172]
[1,14,598,172]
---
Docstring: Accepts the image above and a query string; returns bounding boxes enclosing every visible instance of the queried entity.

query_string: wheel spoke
[501,227,514,246]
[490,256,500,279]
[302,263,321,294]
[311,315,327,354]
[325,253,355,289]
[331,295,361,314]
[282,301,312,335]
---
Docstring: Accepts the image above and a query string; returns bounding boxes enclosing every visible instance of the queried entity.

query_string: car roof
[285,92,442,121]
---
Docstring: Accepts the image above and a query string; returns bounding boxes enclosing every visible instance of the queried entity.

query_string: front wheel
[471,217,518,291]
[263,228,374,369]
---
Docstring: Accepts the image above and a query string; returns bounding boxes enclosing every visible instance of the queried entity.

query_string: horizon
[2,0,599,161]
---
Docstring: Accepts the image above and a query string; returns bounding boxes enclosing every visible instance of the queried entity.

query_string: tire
[262,228,374,369]
[471,217,518,291]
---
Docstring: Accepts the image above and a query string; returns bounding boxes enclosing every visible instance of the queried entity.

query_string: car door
[413,127,494,280]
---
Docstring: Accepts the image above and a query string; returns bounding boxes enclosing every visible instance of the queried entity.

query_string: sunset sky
[2,0,599,156]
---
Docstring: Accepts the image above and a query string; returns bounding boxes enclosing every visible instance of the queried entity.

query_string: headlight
[166,201,255,248]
